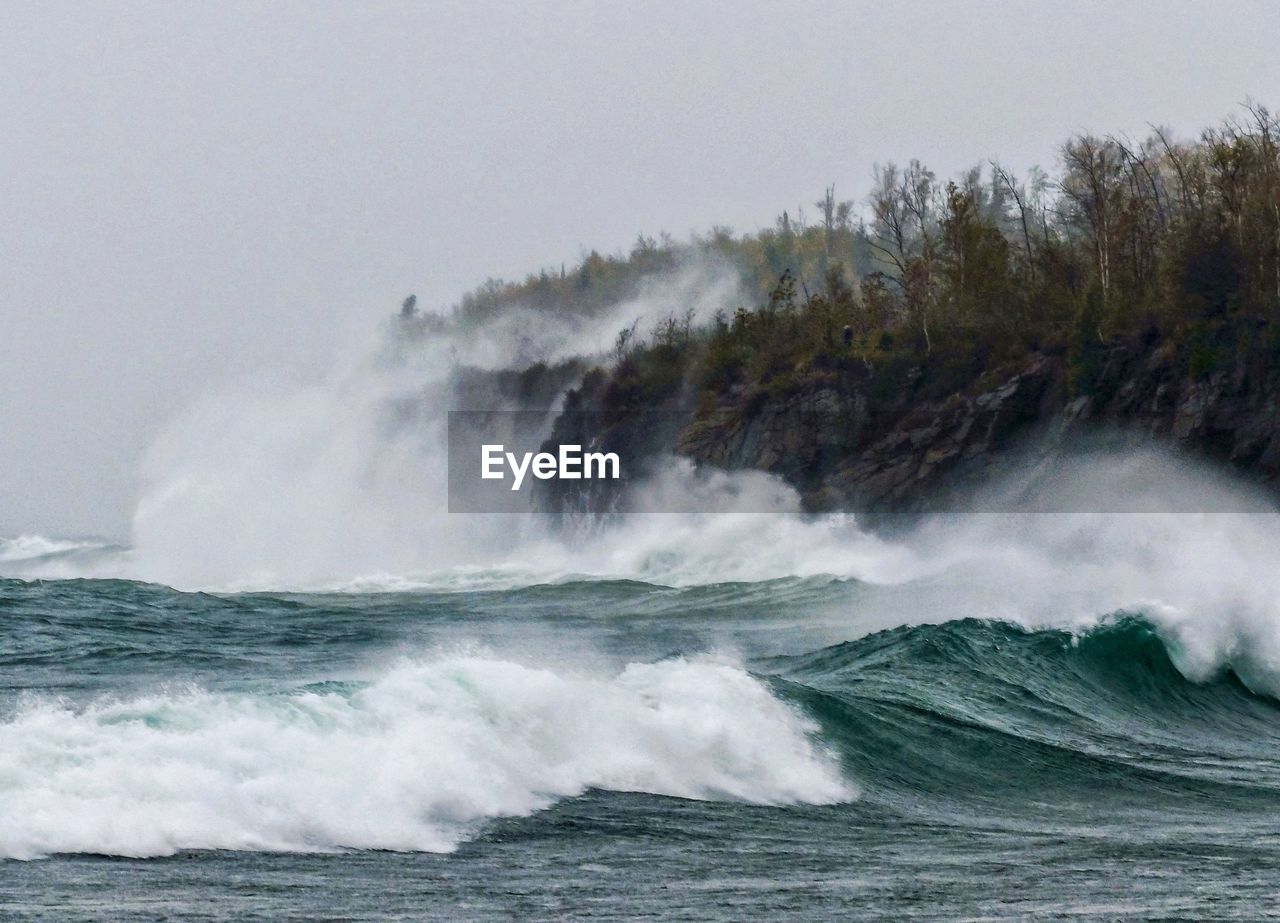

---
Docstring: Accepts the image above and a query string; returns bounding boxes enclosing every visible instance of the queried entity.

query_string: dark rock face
[675,386,866,494]
[824,357,1062,510]
[541,342,1280,514]
[1080,347,1280,475]
[675,355,1064,511]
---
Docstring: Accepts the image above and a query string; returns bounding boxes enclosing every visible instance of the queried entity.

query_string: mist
[4,0,1280,537]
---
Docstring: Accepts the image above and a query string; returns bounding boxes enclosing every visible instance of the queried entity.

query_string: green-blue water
[5,572,1280,920]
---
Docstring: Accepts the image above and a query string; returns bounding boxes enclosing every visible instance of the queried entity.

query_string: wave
[0,653,850,860]
[771,616,1280,814]
[9,578,1280,860]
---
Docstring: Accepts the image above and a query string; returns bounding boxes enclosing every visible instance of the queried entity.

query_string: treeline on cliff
[422,105,1280,418]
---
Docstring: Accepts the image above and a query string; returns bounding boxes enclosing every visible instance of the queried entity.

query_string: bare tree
[868,163,910,277]
[992,162,1035,271]
[868,160,938,351]
[1060,135,1126,299]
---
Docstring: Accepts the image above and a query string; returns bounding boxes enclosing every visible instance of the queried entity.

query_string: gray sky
[3,0,1278,538]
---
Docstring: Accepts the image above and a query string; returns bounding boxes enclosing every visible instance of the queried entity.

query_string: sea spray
[121,258,746,590]
[12,461,1280,697]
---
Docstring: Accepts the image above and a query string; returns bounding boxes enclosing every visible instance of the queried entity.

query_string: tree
[1060,135,1127,301]
[868,161,939,352]
[939,181,1014,346]
[992,162,1035,273]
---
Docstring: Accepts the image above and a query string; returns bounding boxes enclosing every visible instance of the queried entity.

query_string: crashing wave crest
[0,653,850,860]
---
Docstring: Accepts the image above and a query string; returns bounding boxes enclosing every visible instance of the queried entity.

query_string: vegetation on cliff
[435,106,1280,423]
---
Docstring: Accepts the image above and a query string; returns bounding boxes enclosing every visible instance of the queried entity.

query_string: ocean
[5,517,1280,920]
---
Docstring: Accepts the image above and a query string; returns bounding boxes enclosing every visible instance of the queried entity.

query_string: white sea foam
[0,654,852,860]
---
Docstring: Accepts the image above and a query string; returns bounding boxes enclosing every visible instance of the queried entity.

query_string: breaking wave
[0,651,850,860]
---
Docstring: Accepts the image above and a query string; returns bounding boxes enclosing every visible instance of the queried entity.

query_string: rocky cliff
[541,341,1280,514]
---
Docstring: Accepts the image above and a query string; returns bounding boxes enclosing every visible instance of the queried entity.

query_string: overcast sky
[3,0,1278,538]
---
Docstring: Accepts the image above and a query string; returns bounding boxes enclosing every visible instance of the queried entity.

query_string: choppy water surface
[5,567,1280,921]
